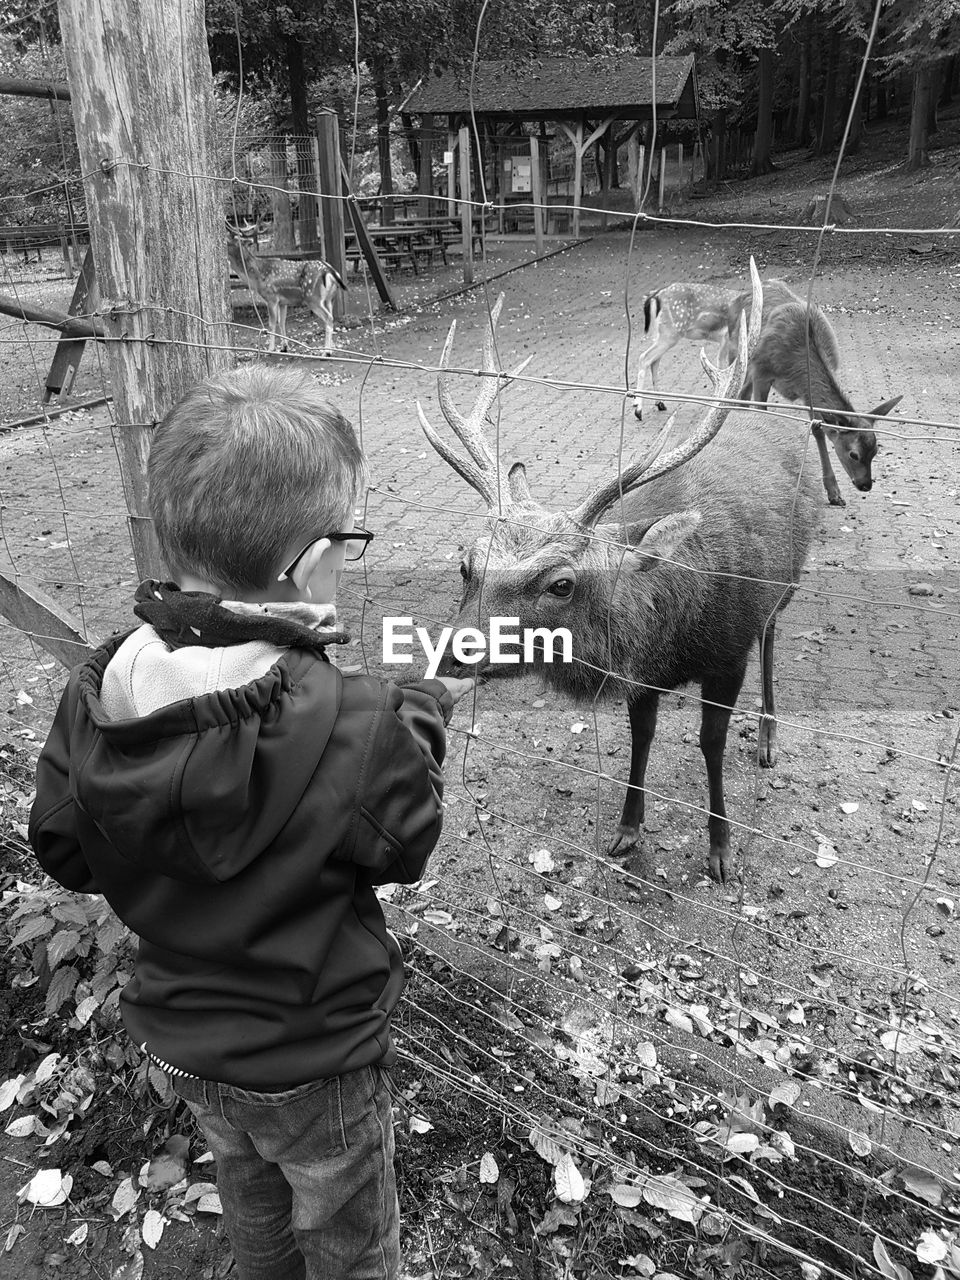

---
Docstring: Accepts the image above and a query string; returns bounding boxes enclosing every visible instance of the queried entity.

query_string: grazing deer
[417,272,821,883]
[731,281,903,507]
[632,282,747,421]
[226,225,347,355]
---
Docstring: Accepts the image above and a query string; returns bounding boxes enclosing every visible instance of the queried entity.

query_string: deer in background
[632,282,746,421]
[417,273,821,883]
[226,224,347,355]
[730,280,903,506]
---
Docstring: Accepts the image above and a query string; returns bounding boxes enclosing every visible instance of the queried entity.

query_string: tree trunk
[815,29,841,154]
[58,0,231,578]
[372,58,394,223]
[927,61,942,135]
[707,108,725,180]
[399,111,420,175]
[908,63,934,170]
[285,36,318,247]
[845,51,864,154]
[793,19,813,146]
[751,45,776,174]
[876,78,888,119]
[939,55,955,104]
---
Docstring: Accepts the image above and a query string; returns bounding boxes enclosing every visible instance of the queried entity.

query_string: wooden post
[340,160,397,311]
[58,0,231,579]
[44,245,98,401]
[316,112,346,322]
[446,129,456,217]
[658,147,667,209]
[626,130,641,211]
[418,113,434,214]
[571,118,584,239]
[678,142,684,187]
[529,135,544,253]
[458,125,474,287]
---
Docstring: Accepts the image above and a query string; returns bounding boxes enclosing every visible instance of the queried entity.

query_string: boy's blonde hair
[148,365,366,593]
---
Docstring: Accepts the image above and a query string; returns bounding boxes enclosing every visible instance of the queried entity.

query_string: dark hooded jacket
[28,630,452,1089]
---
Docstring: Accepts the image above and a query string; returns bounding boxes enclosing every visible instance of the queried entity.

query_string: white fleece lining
[99,625,285,720]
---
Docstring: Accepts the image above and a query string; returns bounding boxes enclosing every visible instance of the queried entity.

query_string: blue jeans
[172,1065,399,1280]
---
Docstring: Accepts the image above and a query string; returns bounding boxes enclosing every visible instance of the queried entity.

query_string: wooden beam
[59,0,233,581]
[529,135,544,254]
[458,126,474,287]
[339,159,398,311]
[0,77,71,102]
[45,246,99,401]
[0,571,97,668]
[316,113,347,322]
[0,292,103,338]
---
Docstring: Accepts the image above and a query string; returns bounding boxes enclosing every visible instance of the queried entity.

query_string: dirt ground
[1,112,959,1278]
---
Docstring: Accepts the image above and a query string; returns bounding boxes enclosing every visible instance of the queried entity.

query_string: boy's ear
[290,537,332,597]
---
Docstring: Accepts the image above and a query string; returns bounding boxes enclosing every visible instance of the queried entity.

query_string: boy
[28,365,472,1280]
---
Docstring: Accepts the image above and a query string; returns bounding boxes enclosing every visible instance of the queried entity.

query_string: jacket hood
[70,633,342,885]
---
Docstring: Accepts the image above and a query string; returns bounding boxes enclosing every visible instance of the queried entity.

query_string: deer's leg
[811,421,845,507]
[758,615,778,768]
[699,666,747,883]
[633,339,676,420]
[608,692,659,855]
[276,303,289,353]
[650,358,667,413]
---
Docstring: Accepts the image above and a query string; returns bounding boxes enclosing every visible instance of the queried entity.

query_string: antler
[417,292,532,509]
[573,259,765,529]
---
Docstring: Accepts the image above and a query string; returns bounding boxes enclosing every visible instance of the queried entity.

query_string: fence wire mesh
[0,2,958,1277]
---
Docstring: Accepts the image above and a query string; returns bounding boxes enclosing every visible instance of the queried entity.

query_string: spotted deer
[632,282,747,420]
[226,225,347,355]
[418,270,821,883]
[730,280,903,506]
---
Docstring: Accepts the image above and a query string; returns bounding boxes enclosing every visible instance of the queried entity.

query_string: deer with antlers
[416,270,821,883]
[226,224,347,355]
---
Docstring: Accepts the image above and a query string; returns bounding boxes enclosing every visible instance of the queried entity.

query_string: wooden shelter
[401,55,700,235]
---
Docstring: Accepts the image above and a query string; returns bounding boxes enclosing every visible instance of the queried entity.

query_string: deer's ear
[622,511,702,573]
[868,395,903,418]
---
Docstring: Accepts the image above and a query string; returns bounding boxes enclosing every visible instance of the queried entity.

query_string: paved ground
[1,222,959,1199]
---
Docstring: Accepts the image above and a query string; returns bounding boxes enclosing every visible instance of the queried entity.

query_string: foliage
[0,39,81,223]
[3,878,133,1027]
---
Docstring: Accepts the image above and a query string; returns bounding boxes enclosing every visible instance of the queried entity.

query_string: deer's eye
[848,450,860,463]
[547,578,574,599]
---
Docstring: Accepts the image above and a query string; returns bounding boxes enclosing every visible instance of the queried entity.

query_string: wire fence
[0,3,958,1277]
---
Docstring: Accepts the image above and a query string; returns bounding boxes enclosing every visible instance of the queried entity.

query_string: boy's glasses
[277,529,375,582]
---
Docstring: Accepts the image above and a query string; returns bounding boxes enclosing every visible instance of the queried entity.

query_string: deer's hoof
[633,404,644,422]
[608,824,641,857]
[708,847,731,883]
[757,717,778,768]
[655,400,667,412]
[827,492,846,507]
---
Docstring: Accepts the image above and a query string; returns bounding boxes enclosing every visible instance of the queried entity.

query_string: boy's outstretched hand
[434,676,476,705]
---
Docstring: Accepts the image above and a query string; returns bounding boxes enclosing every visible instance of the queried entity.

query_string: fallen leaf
[4,1224,25,1252]
[641,1173,703,1222]
[530,848,555,873]
[18,1169,73,1207]
[408,1116,433,1135]
[768,1082,801,1109]
[529,1127,563,1166]
[111,1251,144,1280]
[727,1173,760,1203]
[849,1131,872,1157]
[543,894,563,912]
[65,1224,88,1247]
[873,1234,912,1280]
[570,722,587,734]
[554,1151,586,1203]
[0,1076,25,1112]
[5,1115,35,1138]
[900,1168,942,1206]
[816,843,839,869]
[479,1152,499,1184]
[839,802,859,815]
[916,1231,947,1265]
[141,1210,165,1250]
[111,1177,140,1219]
[195,1192,222,1214]
[665,1007,694,1035]
[610,1183,643,1208]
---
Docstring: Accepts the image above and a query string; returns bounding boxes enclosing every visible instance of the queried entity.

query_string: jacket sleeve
[349,678,453,885]
[27,680,100,895]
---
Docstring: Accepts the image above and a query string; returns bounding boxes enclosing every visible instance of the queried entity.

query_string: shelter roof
[402,55,698,121]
